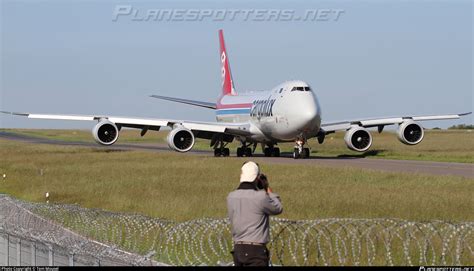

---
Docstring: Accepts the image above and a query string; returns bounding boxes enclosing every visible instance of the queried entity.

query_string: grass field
[0,137,472,222]
[2,128,473,163]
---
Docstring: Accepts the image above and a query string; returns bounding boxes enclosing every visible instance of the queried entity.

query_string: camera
[256,173,269,191]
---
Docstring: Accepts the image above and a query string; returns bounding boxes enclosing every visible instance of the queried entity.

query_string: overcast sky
[1,0,472,129]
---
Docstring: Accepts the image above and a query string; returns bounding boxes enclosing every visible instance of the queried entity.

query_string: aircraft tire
[303,148,310,159]
[293,148,300,159]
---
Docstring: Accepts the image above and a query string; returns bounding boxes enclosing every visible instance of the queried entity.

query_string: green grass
[2,128,473,163]
[0,138,472,222]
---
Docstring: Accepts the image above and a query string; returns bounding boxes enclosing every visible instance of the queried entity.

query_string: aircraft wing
[321,112,472,133]
[0,111,252,138]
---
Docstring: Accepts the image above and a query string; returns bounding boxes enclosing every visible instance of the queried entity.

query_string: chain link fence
[0,195,163,266]
[0,194,472,266]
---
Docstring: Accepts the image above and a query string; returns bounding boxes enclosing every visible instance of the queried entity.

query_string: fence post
[16,238,21,266]
[69,253,74,266]
[5,234,9,266]
[30,242,36,266]
[48,245,53,266]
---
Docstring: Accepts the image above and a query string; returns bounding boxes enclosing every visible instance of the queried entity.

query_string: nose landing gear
[293,138,310,159]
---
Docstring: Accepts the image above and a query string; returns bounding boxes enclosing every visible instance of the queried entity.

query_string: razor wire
[0,194,472,266]
[0,195,164,266]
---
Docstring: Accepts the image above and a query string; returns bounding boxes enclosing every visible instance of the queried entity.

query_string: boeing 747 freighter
[2,30,470,158]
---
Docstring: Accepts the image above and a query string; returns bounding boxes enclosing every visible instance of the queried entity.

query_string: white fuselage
[216,80,322,143]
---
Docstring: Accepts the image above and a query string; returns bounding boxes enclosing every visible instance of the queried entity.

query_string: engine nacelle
[92,120,119,145]
[398,120,424,145]
[344,126,373,152]
[167,126,195,152]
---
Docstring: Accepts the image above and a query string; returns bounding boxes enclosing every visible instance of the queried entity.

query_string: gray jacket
[227,183,283,244]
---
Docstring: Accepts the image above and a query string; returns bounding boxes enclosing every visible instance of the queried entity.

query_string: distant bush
[448,124,474,130]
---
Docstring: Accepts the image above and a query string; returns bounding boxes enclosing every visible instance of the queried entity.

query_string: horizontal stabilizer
[149,95,216,109]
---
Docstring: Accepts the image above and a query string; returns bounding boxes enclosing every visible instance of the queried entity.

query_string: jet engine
[92,120,119,145]
[167,126,195,152]
[344,126,372,152]
[397,120,424,145]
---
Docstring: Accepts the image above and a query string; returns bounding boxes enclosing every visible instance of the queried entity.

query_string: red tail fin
[219,29,236,96]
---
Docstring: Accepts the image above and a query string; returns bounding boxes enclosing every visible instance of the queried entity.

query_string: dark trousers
[231,244,269,266]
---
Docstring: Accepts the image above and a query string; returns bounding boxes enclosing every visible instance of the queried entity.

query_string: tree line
[447,124,474,130]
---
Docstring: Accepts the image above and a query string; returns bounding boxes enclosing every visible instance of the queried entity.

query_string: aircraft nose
[299,93,318,122]
[301,98,317,121]
[289,92,320,131]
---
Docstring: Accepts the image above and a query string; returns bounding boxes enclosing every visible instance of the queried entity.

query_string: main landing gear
[293,138,310,159]
[212,137,309,159]
[263,145,280,157]
[214,147,230,157]
[214,141,230,157]
[236,142,253,157]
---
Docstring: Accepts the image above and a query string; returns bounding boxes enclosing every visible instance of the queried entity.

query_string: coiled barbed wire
[0,195,472,266]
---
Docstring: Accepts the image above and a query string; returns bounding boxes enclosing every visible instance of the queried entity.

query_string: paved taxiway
[1,131,472,178]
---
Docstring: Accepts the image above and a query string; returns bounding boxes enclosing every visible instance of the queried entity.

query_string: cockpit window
[291,86,311,92]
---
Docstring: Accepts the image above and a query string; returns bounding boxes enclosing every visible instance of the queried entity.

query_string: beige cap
[240,161,260,183]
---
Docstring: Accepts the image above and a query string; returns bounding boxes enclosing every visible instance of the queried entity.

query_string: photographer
[227,161,283,266]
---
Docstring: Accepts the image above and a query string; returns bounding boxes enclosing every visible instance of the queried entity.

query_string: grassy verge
[0,138,472,222]
[1,128,473,163]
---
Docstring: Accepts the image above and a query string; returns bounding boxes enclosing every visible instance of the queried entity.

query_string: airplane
[1,30,471,159]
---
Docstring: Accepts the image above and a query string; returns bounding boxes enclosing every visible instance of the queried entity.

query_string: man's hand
[266,187,273,193]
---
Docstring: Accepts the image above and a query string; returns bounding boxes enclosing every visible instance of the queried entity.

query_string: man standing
[227,161,283,266]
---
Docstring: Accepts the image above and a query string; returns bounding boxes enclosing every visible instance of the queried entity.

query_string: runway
[1,131,472,178]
